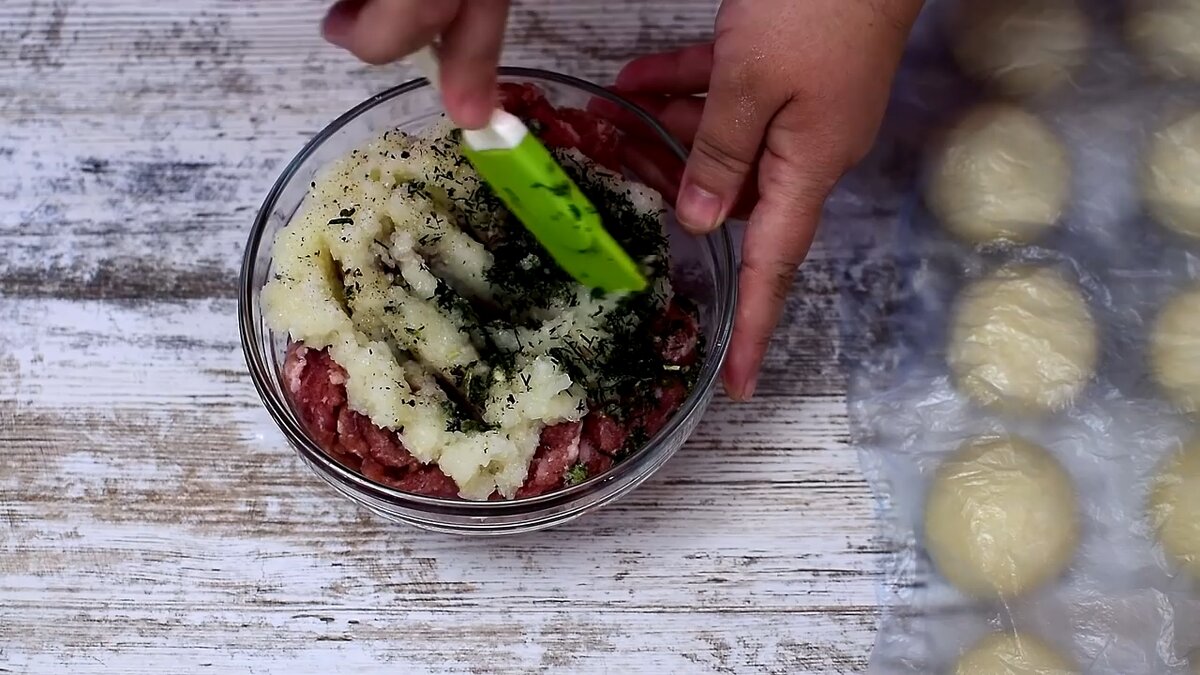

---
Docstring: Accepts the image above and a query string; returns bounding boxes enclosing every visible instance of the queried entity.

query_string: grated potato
[263,119,670,499]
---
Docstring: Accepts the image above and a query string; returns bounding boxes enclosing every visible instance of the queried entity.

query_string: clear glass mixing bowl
[239,68,736,535]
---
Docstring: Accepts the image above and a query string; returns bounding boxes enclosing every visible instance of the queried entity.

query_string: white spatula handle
[411,46,516,149]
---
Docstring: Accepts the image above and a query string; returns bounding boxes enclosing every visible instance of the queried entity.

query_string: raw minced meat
[283,301,698,499]
[265,83,702,500]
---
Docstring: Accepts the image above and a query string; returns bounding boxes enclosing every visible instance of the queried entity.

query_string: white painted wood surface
[0,1,888,672]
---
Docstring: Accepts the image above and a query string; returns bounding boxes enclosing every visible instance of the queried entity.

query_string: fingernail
[742,373,758,400]
[722,373,756,402]
[721,368,757,401]
[322,0,365,45]
[677,182,723,233]
[447,89,494,131]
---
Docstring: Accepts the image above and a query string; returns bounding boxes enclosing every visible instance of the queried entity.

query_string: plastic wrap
[837,1,1200,672]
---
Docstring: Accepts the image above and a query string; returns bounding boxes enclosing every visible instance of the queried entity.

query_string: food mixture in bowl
[262,83,703,501]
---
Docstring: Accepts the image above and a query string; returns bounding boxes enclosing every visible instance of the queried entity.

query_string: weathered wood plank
[7,610,875,674]
[0,0,883,672]
[0,297,878,672]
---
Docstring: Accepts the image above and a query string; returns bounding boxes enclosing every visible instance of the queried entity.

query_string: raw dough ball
[1150,286,1200,412]
[1128,0,1200,81]
[1149,439,1200,581]
[1142,110,1200,241]
[955,632,1078,675]
[946,0,1091,97]
[948,266,1097,413]
[925,436,1080,598]
[927,105,1070,245]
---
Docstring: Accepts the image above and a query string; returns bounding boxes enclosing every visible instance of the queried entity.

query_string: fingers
[614,43,715,95]
[723,122,835,400]
[611,41,769,230]
[625,95,705,146]
[323,0,460,65]
[322,0,509,129]
[322,0,369,46]
[675,45,779,235]
[439,0,510,129]
[620,140,686,205]
[584,94,694,206]
[592,94,705,145]
[589,92,760,219]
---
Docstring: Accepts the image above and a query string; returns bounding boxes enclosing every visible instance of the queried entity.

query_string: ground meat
[583,412,627,453]
[285,341,679,499]
[285,343,346,451]
[654,300,701,366]
[283,342,457,496]
[283,300,697,499]
[500,82,622,171]
[641,379,690,439]
[515,421,583,498]
[556,381,689,491]
[499,82,556,122]
[510,362,694,497]
[283,325,694,502]
[361,458,460,498]
[577,440,615,477]
[578,412,623,477]
[336,406,419,472]
[556,108,621,172]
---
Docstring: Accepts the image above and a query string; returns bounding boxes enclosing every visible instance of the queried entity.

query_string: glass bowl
[239,67,736,535]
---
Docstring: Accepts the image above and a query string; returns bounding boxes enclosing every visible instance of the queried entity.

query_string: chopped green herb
[564,463,588,487]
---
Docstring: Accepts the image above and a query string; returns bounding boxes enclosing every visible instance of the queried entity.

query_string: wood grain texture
[0,1,888,673]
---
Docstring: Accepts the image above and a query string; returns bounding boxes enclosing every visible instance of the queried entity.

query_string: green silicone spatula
[411,47,647,293]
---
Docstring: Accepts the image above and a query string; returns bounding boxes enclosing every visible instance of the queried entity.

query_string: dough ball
[927,105,1070,245]
[1149,439,1200,581]
[1150,286,1200,412]
[955,632,1078,675]
[946,0,1091,97]
[925,436,1080,598]
[1142,110,1200,241]
[948,266,1097,413]
[1128,0,1200,81]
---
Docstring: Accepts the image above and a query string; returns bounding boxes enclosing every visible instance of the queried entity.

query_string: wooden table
[1,1,888,672]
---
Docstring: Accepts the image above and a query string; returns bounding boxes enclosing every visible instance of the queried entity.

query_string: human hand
[321,0,511,129]
[613,0,923,400]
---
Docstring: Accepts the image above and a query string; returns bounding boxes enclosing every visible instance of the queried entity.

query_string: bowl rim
[239,66,737,514]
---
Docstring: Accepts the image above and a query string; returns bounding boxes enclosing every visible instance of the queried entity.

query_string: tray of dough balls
[836,0,1200,672]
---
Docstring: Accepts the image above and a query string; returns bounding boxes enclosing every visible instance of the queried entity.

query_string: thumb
[676,54,776,234]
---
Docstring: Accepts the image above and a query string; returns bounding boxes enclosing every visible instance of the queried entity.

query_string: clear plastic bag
[836,1,1200,672]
